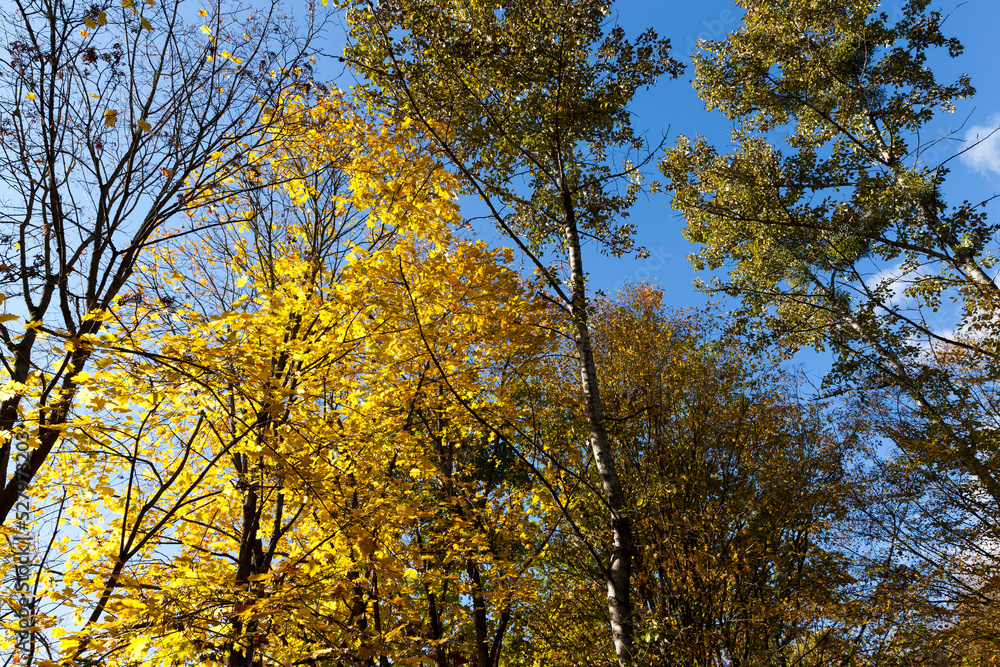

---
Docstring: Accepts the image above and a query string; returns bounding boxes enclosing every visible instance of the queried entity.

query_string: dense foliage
[1,0,998,666]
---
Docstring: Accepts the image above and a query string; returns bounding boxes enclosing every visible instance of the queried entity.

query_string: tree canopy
[3,1,1000,666]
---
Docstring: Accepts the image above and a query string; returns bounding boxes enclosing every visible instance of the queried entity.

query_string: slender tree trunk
[558,170,635,666]
[229,469,262,667]
[467,559,491,667]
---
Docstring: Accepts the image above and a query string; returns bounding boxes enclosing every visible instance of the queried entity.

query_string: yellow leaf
[121,0,134,7]
[79,29,90,37]
[26,93,36,100]
[403,568,418,580]
[200,25,211,34]
[127,636,149,662]
[0,314,18,323]
[140,17,152,30]
[137,118,152,133]
[97,11,107,25]
[198,8,208,16]
[104,110,118,127]
[84,18,97,28]
[81,309,112,322]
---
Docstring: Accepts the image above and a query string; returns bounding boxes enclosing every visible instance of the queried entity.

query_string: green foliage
[660,0,980,351]
[345,0,683,257]
[660,0,1000,492]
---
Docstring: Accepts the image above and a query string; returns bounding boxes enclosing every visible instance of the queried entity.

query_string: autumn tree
[20,91,558,667]
[0,0,324,526]
[659,0,1000,653]
[343,2,683,662]
[520,287,860,666]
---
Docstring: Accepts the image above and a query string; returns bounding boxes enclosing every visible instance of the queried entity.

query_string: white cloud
[961,113,1000,177]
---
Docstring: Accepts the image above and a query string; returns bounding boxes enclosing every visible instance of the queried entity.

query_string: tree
[20,91,558,667]
[659,0,1000,646]
[343,3,683,662]
[522,286,859,667]
[0,0,324,526]
[839,348,1000,665]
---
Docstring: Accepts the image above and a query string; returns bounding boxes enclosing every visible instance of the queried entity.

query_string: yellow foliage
[21,89,557,667]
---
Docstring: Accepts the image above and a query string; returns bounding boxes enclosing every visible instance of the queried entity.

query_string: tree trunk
[558,169,635,666]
